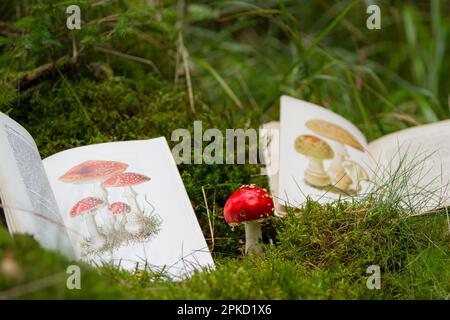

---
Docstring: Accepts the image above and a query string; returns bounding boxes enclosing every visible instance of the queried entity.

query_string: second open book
[0,112,214,279]
[262,96,450,215]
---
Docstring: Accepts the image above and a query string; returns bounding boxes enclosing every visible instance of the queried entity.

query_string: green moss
[1,200,448,299]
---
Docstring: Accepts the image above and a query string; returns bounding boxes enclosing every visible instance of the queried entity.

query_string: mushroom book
[0,112,214,279]
[261,95,450,215]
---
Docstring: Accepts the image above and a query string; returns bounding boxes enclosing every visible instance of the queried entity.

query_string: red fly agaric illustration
[70,197,107,250]
[224,185,274,256]
[59,160,128,201]
[108,202,131,230]
[294,135,334,187]
[305,120,365,190]
[101,172,151,235]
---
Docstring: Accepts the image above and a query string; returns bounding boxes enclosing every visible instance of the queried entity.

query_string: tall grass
[184,0,450,139]
[368,146,449,215]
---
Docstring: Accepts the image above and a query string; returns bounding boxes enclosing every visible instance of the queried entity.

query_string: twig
[71,33,78,64]
[219,9,281,22]
[93,46,161,76]
[377,112,421,126]
[355,47,367,90]
[174,41,181,84]
[202,186,215,252]
[92,0,110,7]
[175,0,195,113]
[17,55,70,84]
[237,75,258,110]
[86,14,119,25]
[179,33,195,113]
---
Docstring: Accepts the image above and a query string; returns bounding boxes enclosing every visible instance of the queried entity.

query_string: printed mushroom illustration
[101,172,151,236]
[305,119,365,190]
[108,202,131,230]
[70,197,107,250]
[294,135,334,187]
[224,185,274,256]
[342,160,369,192]
[59,160,129,201]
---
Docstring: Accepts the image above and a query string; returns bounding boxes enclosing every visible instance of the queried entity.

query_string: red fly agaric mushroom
[224,185,274,256]
[294,135,334,187]
[101,172,151,235]
[59,160,128,201]
[305,120,364,190]
[70,197,107,250]
[108,202,131,230]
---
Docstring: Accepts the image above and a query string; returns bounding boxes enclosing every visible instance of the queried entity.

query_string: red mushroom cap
[108,202,131,215]
[101,172,150,188]
[70,197,105,218]
[223,185,274,226]
[59,160,128,184]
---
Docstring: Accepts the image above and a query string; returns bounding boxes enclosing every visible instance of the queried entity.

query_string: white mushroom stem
[343,161,369,192]
[346,167,359,191]
[123,186,143,217]
[104,213,116,233]
[99,185,109,202]
[327,142,354,190]
[88,183,109,202]
[115,215,125,229]
[306,157,327,176]
[123,186,146,236]
[245,221,263,256]
[85,212,106,249]
[304,157,330,187]
[327,142,349,178]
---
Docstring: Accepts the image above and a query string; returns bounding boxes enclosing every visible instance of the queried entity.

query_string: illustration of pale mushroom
[108,202,131,230]
[59,160,129,201]
[327,142,353,190]
[70,197,107,250]
[101,172,151,236]
[342,160,369,192]
[294,135,334,187]
[305,119,364,190]
[224,185,274,256]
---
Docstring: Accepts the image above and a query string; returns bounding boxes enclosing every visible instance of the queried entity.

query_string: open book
[0,112,214,279]
[261,96,450,215]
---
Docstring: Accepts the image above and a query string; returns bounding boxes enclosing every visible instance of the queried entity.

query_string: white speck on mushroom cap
[70,197,105,217]
[101,172,151,188]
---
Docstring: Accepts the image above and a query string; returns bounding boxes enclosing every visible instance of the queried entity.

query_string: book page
[278,96,371,208]
[259,121,284,215]
[0,112,74,257]
[368,120,450,212]
[43,137,214,279]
